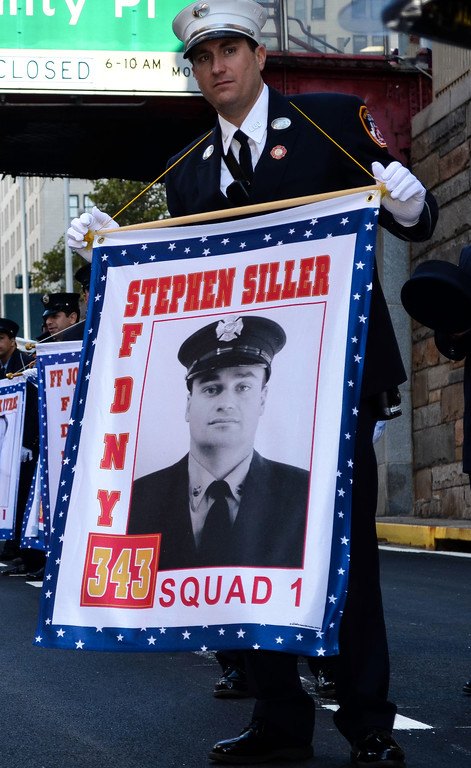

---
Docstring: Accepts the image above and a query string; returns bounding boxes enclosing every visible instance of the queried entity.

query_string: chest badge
[271,117,291,130]
[202,144,214,160]
[270,145,287,160]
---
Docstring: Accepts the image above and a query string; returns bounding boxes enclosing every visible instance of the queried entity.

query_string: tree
[91,179,168,227]
[30,236,85,293]
[30,179,168,292]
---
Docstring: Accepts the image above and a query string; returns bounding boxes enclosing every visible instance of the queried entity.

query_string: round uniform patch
[270,145,287,159]
[359,106,387,148]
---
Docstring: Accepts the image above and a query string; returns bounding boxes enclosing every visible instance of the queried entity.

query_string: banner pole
[98,184,381,235]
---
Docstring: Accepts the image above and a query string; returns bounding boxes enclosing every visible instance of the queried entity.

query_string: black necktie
[234,129,253,183]
[198,480,233,566]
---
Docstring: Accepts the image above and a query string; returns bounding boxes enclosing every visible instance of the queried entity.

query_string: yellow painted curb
[376,522,471,550]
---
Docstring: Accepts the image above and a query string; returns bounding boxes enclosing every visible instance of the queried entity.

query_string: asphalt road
[1,547,470,768]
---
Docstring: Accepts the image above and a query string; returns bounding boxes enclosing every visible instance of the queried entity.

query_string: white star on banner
[75,640,84,649]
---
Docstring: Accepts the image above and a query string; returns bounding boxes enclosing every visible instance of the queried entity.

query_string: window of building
[353,34,368,53]
[314,34,327,52]
[371,0,384,20]
[351,0,367,18]
[83,194,94,214]
[69,194,79,219]
[372,34,386,52]
[311,0,325,21]
[295,0,305,23]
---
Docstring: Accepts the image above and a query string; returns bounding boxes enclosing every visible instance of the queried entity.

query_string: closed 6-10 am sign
[0,0,200,95]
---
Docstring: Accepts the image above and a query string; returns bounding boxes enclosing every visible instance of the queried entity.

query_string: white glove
[373,421,386,445]
[66,206,118,262]
[21,447,33,462]
[372,161,426,227]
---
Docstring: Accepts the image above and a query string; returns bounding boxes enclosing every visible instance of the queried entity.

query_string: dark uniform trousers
[165,88,438,745]
[238,398,392,745]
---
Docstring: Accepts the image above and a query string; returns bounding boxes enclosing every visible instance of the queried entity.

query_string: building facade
[0,177,93,329]
[400,44,471,520]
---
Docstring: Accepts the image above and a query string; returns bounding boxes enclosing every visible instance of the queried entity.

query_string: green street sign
[0,1,200,94]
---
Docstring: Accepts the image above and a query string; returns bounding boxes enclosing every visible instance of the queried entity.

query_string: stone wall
[409,75,471,519]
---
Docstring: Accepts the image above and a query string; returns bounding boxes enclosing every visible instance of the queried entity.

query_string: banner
[35,189,380,655]
[0,378,27,540]
[31,341,83,550]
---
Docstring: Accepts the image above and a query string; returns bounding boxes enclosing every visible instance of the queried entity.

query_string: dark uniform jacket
[166,88,438,398]
[435,245,471,473]
[128,451,309,570]
[0,347,39,455]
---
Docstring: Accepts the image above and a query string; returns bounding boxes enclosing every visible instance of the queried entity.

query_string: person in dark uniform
[409,246,471,698]
[61,264,91,342]
[67,1,438,764]
[128,314,309,569]
[0,318,42,576]
[41,292,80,342]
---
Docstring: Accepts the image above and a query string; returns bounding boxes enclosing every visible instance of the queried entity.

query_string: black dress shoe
[25,567,45,581]
[463,679,471,694]
[208,720,314,764]
[350,729,406,767]
[213,665,250,698]
[1,563,27,576]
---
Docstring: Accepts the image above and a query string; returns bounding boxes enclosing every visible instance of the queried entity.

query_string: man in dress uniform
[128,314,309,570]
[66,1,438,764]
[0,318,42,575]
[61,264,91,342]
[41,292,81,341]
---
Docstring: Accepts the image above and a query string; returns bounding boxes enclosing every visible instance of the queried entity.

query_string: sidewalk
[376,516,471,551]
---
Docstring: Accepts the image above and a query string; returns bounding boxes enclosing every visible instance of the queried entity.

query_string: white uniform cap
[173,0,268,59]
